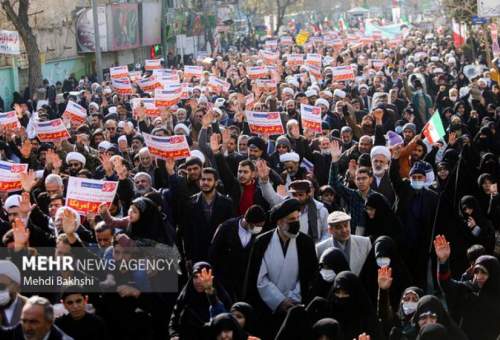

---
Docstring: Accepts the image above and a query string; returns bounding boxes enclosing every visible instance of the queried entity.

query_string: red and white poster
[259,50,280,64]
[128,71,142,82]
[245,111,284,135]
[180,83,192,100]
[111,77,133,95]
[255,79,277,93]
[109,65,129,79]
[286,54,304,66]
[331,66,355,81]
[183,65,203,79]
[300,104,322,133]
[143,133,191,160]
[145,59,162,71]
[63,101,87,124]
[131,98,160,117]
[369,59,385,70]
[305,53,322,66]
[307,64,322,80]
[247,66,269,80]
[35,119,70,142]
[0,111,21,131]
[0,161,27,192]
[154,88,181,107]
[136,77,162,92]
[208,76,231,93]
[280,36,293,46]
[66,177,118,215]
[264,40,278,50]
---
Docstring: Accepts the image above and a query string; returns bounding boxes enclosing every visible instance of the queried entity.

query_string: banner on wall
[0,30,20,55]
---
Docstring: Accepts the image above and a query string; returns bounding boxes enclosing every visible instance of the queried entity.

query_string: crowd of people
[0,19,499,340]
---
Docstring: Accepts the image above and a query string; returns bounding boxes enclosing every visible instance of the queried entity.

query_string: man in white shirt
[316,211,371,275]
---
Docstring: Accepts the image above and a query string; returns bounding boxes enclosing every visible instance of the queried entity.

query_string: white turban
[108,106,117,114]
[370,146,391,160]
[305,89,318,98]
[280,152,300,163]
[98,141,113,151]
[315,98,330,109]
[190,150,206,164]
[174,123,190,136]
[282,87,295,96]
[3,194,21,210]
[0,260,20,285]
[333,89,346,98]
[66,152,86,167]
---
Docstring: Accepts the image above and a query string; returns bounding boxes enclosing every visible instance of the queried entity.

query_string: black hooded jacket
[327,271,380,340]
[439,255,500,340]
[411,295,467,340]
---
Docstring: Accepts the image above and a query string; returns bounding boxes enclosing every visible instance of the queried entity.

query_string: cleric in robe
[243,198,318,339]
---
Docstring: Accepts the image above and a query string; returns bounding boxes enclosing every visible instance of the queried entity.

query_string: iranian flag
[452,19,467,48]
[423,111,445,144]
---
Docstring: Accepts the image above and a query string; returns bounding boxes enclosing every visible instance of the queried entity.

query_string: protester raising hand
[19,192,33,217]
[199,267,215,295]
[377,266,393,290]
[330,139,342,162]
[434,235,451,264]
[357,333,371,340]
[256,159,270,182]
[210,133,221,153]
[13,218,30,251]
[19,170,37,193]
[61,208,78,238]
[165,157,176,176]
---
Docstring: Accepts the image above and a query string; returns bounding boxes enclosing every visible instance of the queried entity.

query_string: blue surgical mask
[410,179,425,190]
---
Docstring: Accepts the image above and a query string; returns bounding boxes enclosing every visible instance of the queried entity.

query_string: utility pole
[91,0,103,82]
[161,0,168,64]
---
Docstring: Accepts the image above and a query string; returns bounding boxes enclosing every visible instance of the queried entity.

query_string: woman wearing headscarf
[475,173,500,234]
[381,286,424,340]
[311,247,350,299]
[274,305,312,340]
[360,236,412,313]
[230,302,258,339]
[327,271,380,340]
[416,323,448,340]
[458,195,495,254]
[410,295,467,340]
[207,313,248,340]
[312,318,343,340]
[435,235,500,340]
[364,192,403,245]
[169,262,232,340]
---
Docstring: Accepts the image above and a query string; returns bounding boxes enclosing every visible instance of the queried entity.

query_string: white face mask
[0,290,10,307]
[376,257,391,268]
[320,269,336,282]
[402,301,418,315]
[249,226,262,235]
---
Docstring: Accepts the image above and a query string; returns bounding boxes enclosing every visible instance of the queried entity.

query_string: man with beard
[244,198,318,339]
[0,260,27,327]
[132,148,156,184]
[184,168,233,264]
[337,135,373,176]
[133,172,153,196]
[65,152,86,176]
[259,171,329,243]
[399,136,427,179]
[279,152,308,187]
[370,146,395,206]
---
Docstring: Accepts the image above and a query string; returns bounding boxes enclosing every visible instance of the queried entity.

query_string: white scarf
[257,230,300,312]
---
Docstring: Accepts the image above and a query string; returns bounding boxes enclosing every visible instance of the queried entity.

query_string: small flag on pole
[301,158,314,173]
[422,111,446,144]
